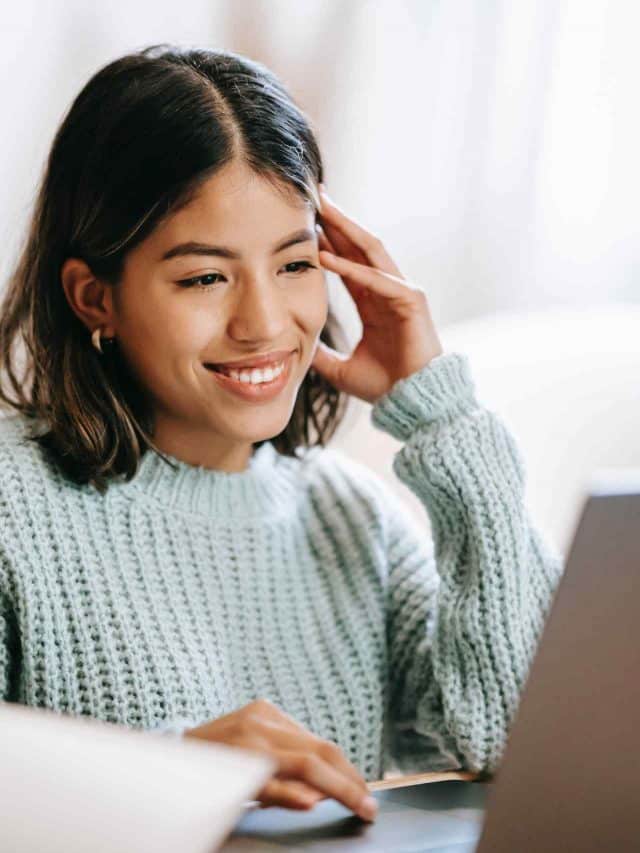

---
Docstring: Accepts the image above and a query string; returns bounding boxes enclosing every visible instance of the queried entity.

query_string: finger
[247,703,369,796]
[259,778,323,810]
[318,214,367,265]
[317,230,338,257]
[311,339,350,387]
[276,750,378,822]
[254,719,367,792]
[319,189,403,277]
[246,698,305,733]
[254,704,368,791]
[318,250,418,300]
[313,738,369,794]
[283,779,326,804]
[318,187,368,262]
[316,223,338,255]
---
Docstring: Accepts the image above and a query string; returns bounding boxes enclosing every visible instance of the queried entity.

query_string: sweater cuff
[370,352,478,442]
[150,717,198,738]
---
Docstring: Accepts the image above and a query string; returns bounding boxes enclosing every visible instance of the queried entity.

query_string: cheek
[118,287,222,390]
[162,306,219,355]
[294,274,329,332]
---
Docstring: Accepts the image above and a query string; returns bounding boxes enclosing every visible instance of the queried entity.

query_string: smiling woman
[0,44,563,821]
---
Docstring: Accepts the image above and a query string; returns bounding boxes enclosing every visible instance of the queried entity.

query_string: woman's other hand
[312,185,443,405]
[183,698,378,821]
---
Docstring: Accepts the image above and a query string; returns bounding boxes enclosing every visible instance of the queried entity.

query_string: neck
[150,418,254,472]
[110,440,296,519]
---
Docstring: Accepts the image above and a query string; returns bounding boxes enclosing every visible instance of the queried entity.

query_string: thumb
[311,340,350,388]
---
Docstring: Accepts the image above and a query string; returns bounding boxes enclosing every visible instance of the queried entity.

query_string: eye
[281,260,317,275]
[177,273,225,289]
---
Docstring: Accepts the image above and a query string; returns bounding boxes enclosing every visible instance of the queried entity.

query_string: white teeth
[226,360,285,384]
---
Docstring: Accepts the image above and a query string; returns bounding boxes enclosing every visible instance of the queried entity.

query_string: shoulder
[0,412,43,481]
[0,412,82,532]
[0,413,96,590]
[0,412,64,481]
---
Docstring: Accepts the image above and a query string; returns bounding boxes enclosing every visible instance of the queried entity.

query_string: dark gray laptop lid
[477,485,640,852]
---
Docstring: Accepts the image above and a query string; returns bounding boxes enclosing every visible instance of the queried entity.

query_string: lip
[206,349,296,370]
[203,351,295,403]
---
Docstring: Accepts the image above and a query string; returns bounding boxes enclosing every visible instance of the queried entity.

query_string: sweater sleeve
[370,351,564,775]
[0,560,19,704]
[0,594,11,701]
[148,717,201,738]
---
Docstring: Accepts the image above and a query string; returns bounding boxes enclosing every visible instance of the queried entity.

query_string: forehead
[152,160,314,251]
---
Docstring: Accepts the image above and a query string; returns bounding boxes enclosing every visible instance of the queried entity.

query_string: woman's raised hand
[183,698,378,821]
[312,185,443,405]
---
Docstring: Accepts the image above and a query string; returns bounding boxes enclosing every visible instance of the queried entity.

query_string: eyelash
[178,260,317,290]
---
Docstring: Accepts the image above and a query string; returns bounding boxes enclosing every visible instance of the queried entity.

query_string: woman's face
[110,158,328,469]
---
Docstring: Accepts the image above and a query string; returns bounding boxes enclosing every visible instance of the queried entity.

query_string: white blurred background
[2,0,639,552]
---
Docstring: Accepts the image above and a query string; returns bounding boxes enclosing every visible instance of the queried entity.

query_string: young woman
[0,45,562,821]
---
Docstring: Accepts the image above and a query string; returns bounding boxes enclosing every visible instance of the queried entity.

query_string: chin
[219,410,293,444]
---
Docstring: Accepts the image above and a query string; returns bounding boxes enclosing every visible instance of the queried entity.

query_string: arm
[149,717,201,737]
[0,562,19,704]
[372,352,564,775]
[0,594,12,701]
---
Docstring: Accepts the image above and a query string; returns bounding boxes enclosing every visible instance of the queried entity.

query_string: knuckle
[260,779,275,798]
[237,710,261,735]
[317,739,341,762]
[335,776,361,807]
[298,754,320,778]
[277,751,299,775]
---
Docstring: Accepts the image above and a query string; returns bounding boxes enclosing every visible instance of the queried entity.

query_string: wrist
[152,717,200,738]
[370,351,478,442]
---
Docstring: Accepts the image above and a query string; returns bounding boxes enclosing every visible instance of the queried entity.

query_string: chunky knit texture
[0,352,562,779]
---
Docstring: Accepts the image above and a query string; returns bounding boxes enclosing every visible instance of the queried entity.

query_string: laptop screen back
[477,489,640,852]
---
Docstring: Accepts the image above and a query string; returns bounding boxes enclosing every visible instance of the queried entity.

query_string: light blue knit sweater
[0,352,562,779]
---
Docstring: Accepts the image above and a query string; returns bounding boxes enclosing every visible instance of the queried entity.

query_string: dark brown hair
[0,44,350,493]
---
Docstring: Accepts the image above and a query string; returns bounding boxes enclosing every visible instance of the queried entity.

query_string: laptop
[227,473,640,851]
[0,701,274,853]
[476,472,640,852]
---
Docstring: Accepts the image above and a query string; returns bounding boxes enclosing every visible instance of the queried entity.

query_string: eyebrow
[160,227,316,262]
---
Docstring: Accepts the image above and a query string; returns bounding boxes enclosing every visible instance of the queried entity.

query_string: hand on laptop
[183,698,378,821]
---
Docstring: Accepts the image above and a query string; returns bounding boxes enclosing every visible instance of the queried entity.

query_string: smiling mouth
[202,354,293,402]
[203,351,293,380]
[205,361,287,382]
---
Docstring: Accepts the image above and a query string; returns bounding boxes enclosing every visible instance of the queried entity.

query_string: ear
[60,257,115,336]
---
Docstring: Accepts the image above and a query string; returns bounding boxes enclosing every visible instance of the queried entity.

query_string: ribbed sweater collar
[118,441,298,519]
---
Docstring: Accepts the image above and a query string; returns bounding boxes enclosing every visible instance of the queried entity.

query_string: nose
[226,276,290,344]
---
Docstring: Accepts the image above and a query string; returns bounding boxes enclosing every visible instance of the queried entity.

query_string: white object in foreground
[0,702,274,853]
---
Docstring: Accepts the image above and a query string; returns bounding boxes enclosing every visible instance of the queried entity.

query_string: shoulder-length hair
[0,44,350,494]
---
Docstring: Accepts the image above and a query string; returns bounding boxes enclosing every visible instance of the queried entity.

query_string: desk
[224,780,488,851]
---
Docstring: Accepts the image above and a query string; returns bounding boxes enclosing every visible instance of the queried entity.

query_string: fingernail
[359,795,378,821]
